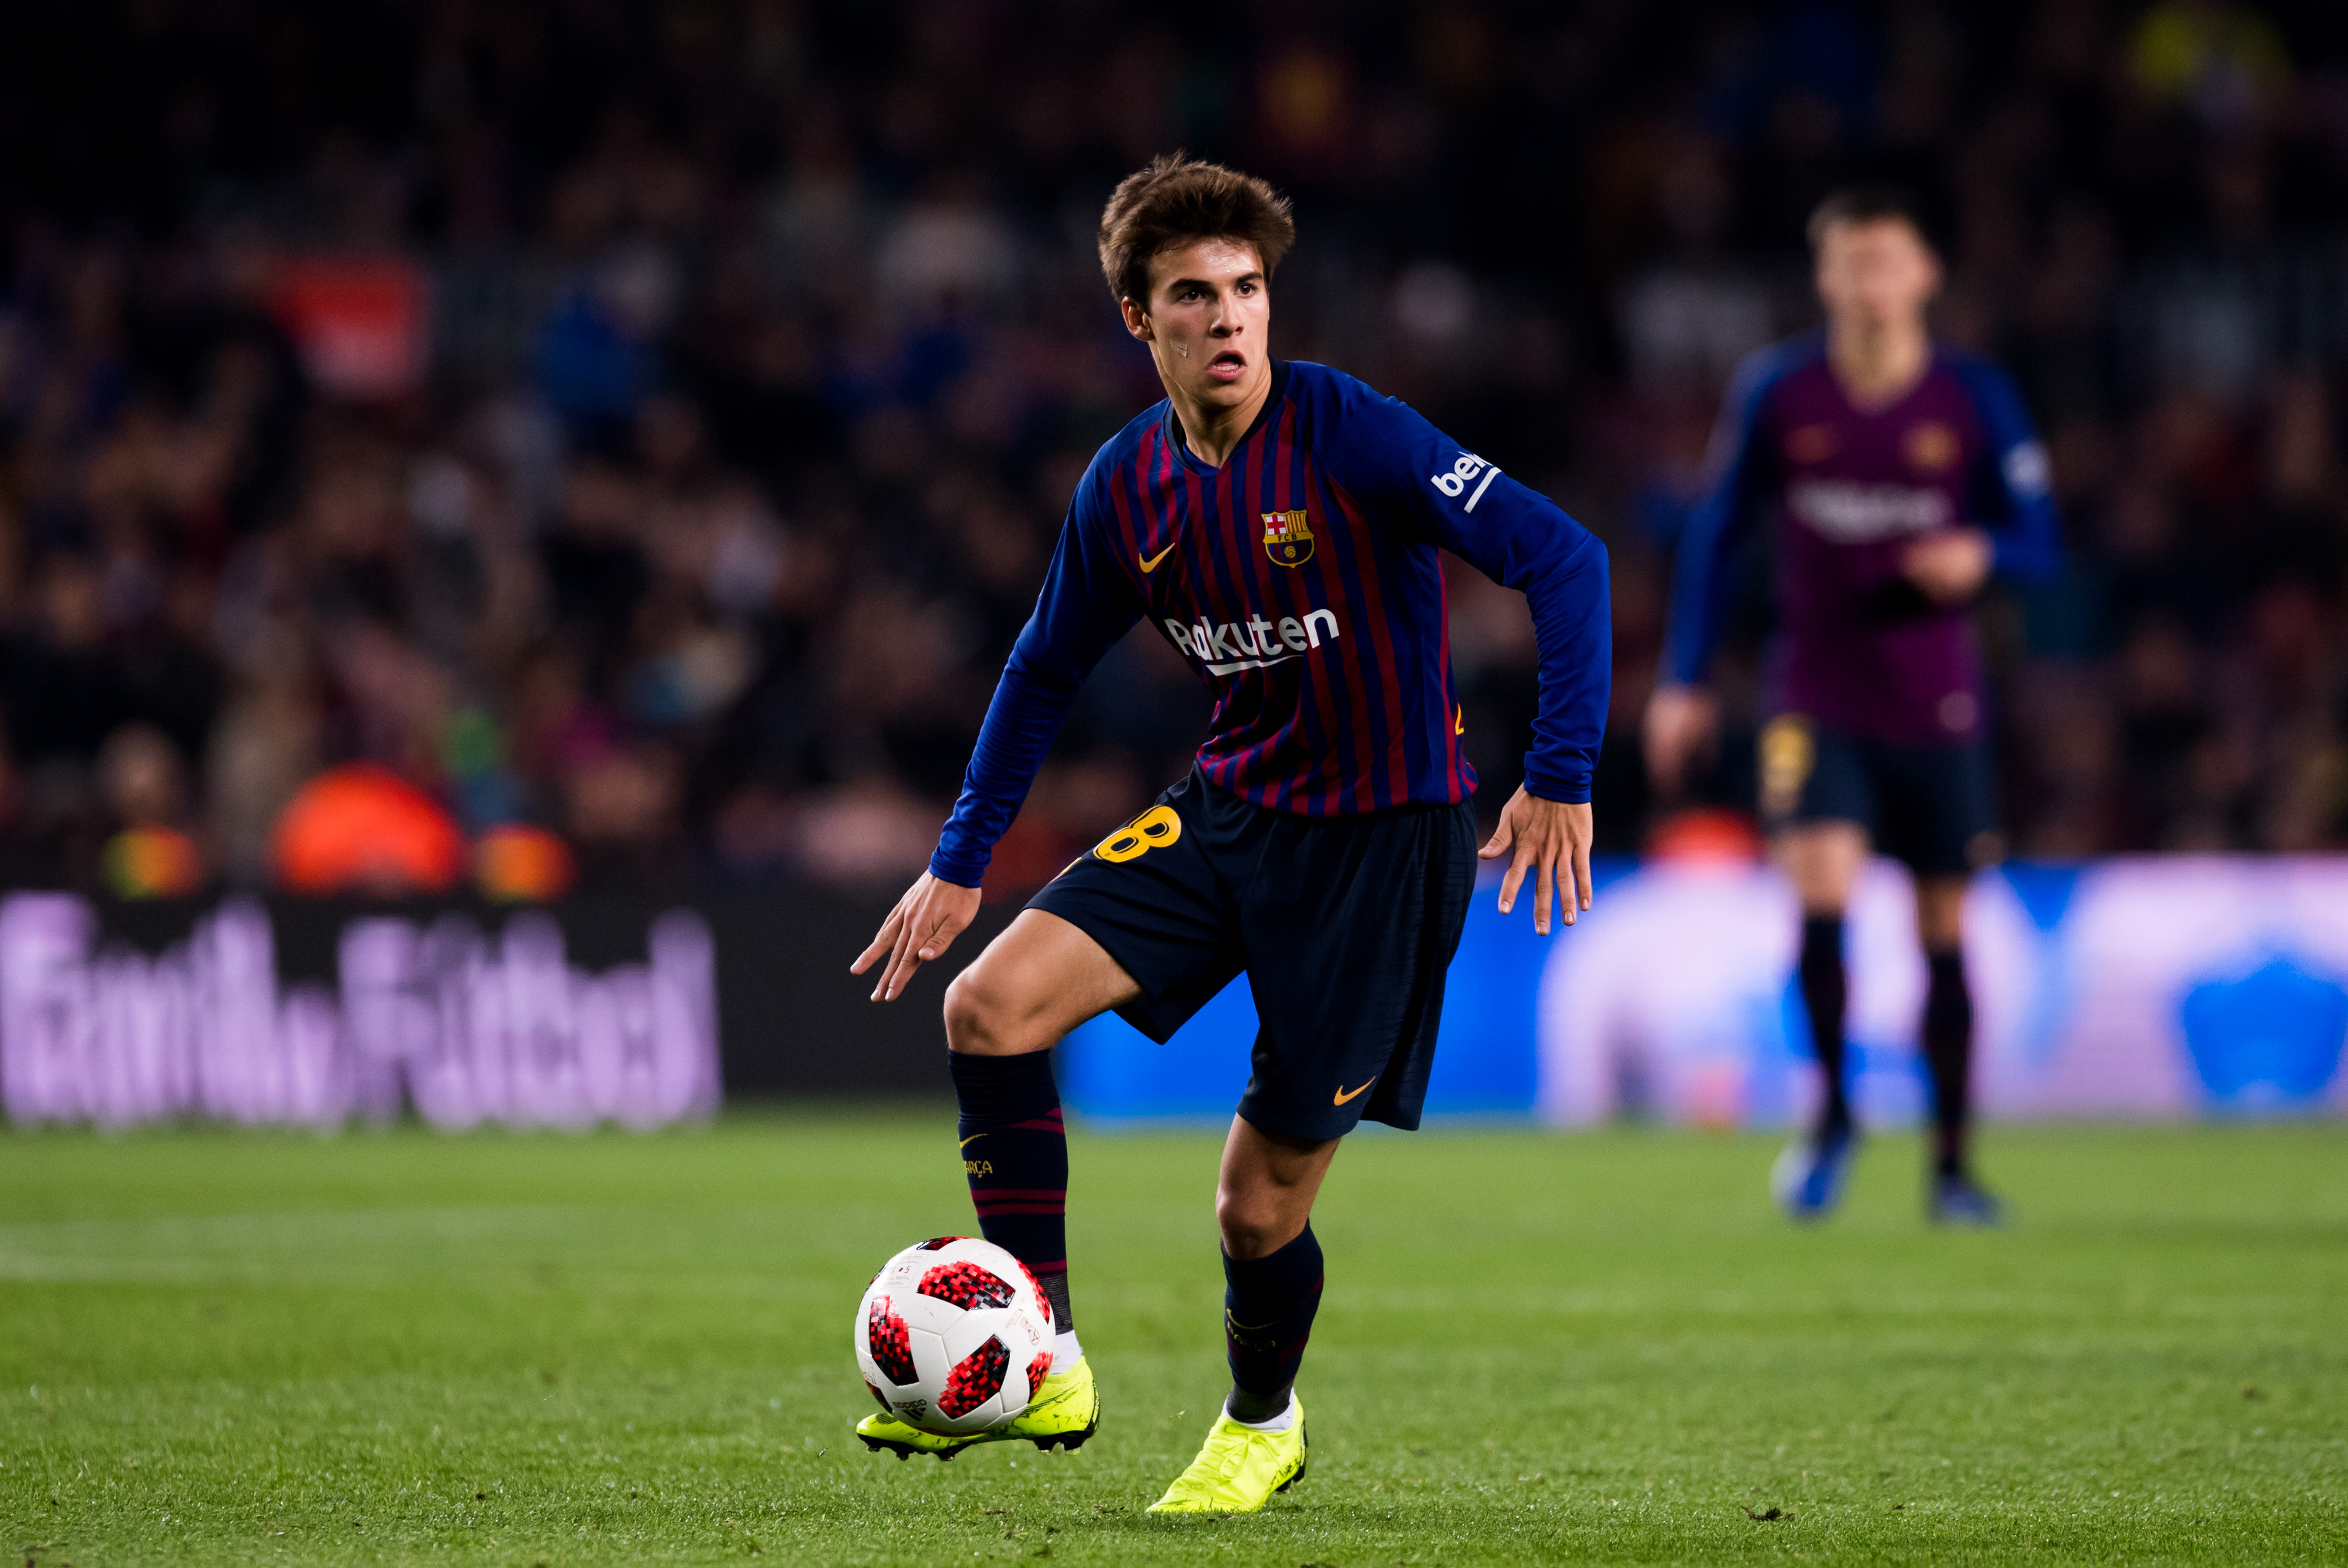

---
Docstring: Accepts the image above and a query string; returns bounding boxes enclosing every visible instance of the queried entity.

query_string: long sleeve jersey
[929,358,1612,886]
[1662,331,2062,745]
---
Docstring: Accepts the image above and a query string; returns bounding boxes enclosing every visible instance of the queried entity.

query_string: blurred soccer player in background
[1646,187,2061,1227]
[851,155,1611,1511]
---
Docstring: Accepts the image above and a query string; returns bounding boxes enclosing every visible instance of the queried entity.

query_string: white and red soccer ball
[855,1236,1054,1435]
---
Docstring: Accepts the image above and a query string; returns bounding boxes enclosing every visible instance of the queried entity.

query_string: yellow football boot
[855,1354,1099,1461]
[1146,1392,1308,1513]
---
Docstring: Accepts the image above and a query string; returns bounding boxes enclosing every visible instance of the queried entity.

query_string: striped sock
[948,1049,1073,1333]
[1222,1223,1323,1421]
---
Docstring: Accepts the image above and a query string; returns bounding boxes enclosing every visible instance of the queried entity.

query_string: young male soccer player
[1644,186,2060,1226]
[848,155,1611,1511]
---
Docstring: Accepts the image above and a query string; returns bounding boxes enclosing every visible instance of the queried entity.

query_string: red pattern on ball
[865,1295,917,1384]
[918,1260,1015,1310]
[866,1380,891,1411]
[935,1336,1009,1419]
[1008,1257,1053,1327]
[1025,1351,1053,1401]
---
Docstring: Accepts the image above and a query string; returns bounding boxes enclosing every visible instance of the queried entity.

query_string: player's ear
[1120,296,1152,343]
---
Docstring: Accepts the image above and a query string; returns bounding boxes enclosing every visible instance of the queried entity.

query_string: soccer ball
[855,1236,1054,1435]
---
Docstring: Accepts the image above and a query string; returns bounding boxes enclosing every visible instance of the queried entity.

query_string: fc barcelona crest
[1262,508,1313,566]
[1904,420,1960,472]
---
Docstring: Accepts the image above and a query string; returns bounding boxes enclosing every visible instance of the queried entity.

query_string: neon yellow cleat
[1146,1392,1308,1513]
[855,1354,1099,1461]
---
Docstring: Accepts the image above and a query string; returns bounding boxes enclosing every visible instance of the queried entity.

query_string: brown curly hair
[1098,153,1297,306]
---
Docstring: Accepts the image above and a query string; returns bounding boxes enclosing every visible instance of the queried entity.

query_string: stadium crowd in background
[2,0,2347,900]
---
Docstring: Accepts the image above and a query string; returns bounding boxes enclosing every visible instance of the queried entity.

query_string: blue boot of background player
[1772,1119,1858,1220]
[1928,1172,2005,1227]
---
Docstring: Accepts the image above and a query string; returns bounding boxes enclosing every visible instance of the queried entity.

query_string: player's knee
[1915,879,1968,950]
[1213,1188,1292,1260]
[941,967,1000,1053]
[942,963,1040,1056]
[1213,1194,1262,1255]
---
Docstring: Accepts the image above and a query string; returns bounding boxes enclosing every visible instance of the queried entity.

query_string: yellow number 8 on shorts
[1093,804,1181,863]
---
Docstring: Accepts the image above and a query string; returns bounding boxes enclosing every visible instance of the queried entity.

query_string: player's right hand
[1642,683,1718,796]
[1900,526,1993,603]
[852,872,982,1003]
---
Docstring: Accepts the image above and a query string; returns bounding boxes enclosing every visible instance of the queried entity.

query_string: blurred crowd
[1,0,2346,901]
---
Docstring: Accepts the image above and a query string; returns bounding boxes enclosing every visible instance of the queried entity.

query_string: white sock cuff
[1228,1394,1295,1432]
[1051,1329,1082,1373]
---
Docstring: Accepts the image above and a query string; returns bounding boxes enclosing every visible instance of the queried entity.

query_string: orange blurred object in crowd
[270,763,467,895]
[1645,807,1766,866]
[101,826,205,900]
[475,823,577,902]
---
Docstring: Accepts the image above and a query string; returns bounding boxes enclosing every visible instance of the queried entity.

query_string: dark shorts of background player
[1758,714,2001,878]
[1028,766,1478,1142]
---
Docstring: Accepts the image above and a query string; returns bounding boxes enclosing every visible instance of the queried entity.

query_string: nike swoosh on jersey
[959,1135,986,1148]
[1333,1077,1377,1106]
[1202,652,1302,676]
[1139,541,1178,572]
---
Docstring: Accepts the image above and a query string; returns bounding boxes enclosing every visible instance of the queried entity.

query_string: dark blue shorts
[1028,767,1478,1140]
[1758,715,2001,877]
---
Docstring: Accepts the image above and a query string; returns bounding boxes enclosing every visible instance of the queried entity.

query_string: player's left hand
[1478,787,1594,935]
[852,871,983,1003]
[1901,527,1993,603]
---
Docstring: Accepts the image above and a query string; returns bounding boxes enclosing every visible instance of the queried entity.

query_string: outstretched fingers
[1491,794,1598,932]
[852,904,906,978]
[879,911,931,1001]
[884,900,974,1001]
[1499,836,1534,916]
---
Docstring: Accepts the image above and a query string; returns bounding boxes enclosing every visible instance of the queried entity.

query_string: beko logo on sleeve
[2001,439,2051,499]
[1430,450,1501,511]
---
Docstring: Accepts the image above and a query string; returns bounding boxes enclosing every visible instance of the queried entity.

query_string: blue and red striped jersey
[930,359,1611,887]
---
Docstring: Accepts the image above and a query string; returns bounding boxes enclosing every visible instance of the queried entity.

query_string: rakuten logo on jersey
[1165,608,1340,675]
[1788,478,1952,543]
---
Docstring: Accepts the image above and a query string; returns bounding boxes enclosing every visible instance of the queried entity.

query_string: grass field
[0,1113,2342,1566]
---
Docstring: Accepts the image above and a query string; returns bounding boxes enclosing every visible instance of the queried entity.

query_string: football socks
[948,1049,1073,1332]
[1221,1223,1323,1422]
[1921,948,1972,1179]
[1798,913,1851,1138]
[1229,1395,1297,1433]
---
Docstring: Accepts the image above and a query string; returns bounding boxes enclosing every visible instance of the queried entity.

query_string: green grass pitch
[1,1112,2342,1565]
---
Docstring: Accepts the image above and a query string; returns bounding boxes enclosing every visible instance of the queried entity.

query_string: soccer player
[848,155,1611,1511]
[1644,186,2060,1226]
